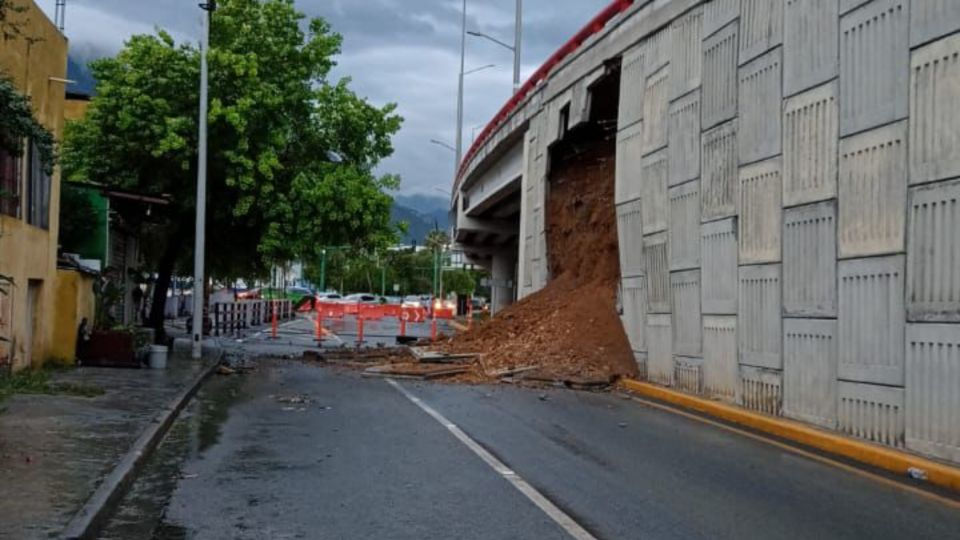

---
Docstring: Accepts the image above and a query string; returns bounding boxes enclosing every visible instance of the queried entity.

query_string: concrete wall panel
[739,0,783,65]
[701,120,738,220]
[703,315,738,401]
[839,0,909,135]
[617,199,645,278]
[704,0,740,38]
[838,381,905,448]
[674,356,704,394]
[739,157,782,264]
[634,351,648,381]
[647,314,673,386]
[701,217,738,314]
[738,365,783,416]
[783,0,839,95]
[783,81,839,207]
[784,318,838,428]
[838,121,907,258]
[738,48,782,163]
[615,121,645,204]
[668,90,701,186]
[669,180,701,271]
[622,276,649,353]
[671,270,702,356]
[643,27,671,76]
[910,0,960,47]
[641,148,670,234]
[783,201,837,317]
[838,255,906,386]
[702,22,739,129]
[670,7,703,99]
[910,34,960,186]
[739,263,782,369]
[618,44,645,130]
[644,232,671,314]
[906,324,960,462]
[643,65,671,154]
[907,178,960,322]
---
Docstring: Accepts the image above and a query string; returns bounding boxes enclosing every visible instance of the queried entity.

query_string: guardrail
[455,0,635,185]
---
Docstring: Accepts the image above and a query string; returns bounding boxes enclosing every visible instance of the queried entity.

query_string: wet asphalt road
[102,360,960,540]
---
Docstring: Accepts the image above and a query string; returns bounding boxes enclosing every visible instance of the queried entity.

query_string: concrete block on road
[783,201,837,318]
[702,21,739,129]
[738,48,782,164]
[838,255,906,386]
[739,0,783,65]
[838,121,907,258]
[739,263,782,370]
[783,81,839,207]
[701,217,738,315]
[644,232,671,314]
[670,270,702,357]
[701,119,738,220]
[907,178,960,322]
[839,0,909,135]
[783,0,839,96]
[668,90,701,187]
[641,148,669,234]
[669,179,701,271]
[906,323,960,463]
[738,365,783,416]
[738,157,782,264]
[616,199,644,278]
[647,314,673,386]
[703,315,738,402]
[783,318,838,429]
[910,33,960,186]
[838,381,905,448]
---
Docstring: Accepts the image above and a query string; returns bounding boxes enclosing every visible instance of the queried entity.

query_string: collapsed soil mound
[443,136,636,382]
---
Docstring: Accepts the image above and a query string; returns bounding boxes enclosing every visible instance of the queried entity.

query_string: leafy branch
[0,76,55,174]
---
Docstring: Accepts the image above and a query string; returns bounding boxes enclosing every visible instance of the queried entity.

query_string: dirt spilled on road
[442,133,636,383]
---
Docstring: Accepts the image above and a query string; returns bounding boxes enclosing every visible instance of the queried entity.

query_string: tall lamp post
[192,0,216,360]
[455,0,467,171]
[467,0,522,92]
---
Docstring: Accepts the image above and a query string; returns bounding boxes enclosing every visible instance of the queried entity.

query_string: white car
[344,293,379,304]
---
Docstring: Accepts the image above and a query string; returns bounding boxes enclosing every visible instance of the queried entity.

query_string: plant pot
[81,330,139,368]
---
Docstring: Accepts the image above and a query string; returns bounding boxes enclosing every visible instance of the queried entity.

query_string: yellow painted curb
[621,378,960,494]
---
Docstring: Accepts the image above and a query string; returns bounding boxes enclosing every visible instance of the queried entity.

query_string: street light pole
[455,0,466,172]
[192,1,215,360]
[319,249,327,292]
[514,0,522,93]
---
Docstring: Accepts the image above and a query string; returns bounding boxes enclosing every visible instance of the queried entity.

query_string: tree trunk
[148,224,187,344]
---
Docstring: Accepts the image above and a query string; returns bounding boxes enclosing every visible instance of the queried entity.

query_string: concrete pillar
[490,249,517,315]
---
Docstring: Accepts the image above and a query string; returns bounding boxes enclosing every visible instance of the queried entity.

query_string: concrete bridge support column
[490,249,517,316]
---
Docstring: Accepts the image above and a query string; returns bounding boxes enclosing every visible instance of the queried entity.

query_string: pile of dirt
[442,136,637,382]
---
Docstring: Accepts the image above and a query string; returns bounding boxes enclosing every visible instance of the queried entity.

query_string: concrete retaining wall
[608,0,960,464]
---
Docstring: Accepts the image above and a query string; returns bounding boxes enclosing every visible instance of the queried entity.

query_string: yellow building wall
[50,269,95,363]
[0,0,68,370]
[64,98,89,122]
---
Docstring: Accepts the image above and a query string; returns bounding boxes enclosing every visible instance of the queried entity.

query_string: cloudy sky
[35,0,609,196]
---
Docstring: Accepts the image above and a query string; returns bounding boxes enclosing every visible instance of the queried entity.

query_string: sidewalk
[0,354,214,539]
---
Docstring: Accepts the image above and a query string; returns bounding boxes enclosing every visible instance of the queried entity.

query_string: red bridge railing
[455,0,635,184]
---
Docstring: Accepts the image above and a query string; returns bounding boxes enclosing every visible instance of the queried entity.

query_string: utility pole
[319,249,327,292]
[192,1,215,360]
[455,0,467,172]
[514,0,522,93]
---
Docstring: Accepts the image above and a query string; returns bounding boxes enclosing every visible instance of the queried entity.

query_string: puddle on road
[99,373,251,540]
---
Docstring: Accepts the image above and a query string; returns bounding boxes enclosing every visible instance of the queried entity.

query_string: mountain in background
[391,194,450,245]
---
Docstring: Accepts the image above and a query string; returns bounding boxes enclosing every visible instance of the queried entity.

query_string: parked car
[344,293,379,304]
[317,292,343,302]
[236,287,261,300]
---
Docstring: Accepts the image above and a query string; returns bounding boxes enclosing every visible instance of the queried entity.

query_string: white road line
[386,379,598,540]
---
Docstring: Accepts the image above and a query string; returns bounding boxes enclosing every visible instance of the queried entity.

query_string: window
[0,143,20,218]
[26,140,50,229]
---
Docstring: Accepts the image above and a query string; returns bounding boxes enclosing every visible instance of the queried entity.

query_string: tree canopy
[60,0,404,334]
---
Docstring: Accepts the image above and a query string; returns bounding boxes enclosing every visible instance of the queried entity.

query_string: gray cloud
[38,0,609,195]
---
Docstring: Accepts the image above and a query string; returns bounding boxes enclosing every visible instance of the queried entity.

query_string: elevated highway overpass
[450,0,960,469]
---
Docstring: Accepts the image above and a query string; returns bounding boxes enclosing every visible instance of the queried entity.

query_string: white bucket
[148,345,169,369]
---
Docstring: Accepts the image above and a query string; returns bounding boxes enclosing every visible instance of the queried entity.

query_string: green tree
[61,0,403,339]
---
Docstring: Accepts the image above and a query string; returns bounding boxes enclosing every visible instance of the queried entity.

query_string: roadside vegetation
[0,367,104,404]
